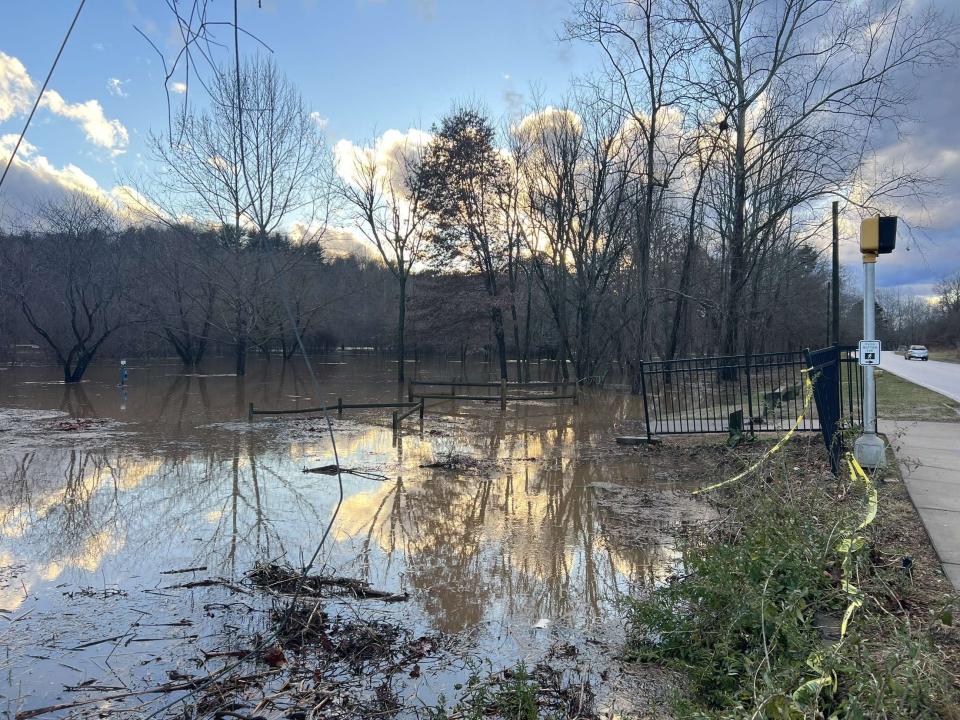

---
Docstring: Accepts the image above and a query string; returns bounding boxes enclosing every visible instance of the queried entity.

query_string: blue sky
[1,0,957,297]
[0,0,584,189]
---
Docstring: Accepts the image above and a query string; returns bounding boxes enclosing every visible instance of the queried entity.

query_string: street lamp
[853,216,897,468]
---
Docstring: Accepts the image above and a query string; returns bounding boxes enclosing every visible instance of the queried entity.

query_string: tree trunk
[490,306,508,380]
[64,353,93,383]
[510,302,522,383]
[522,275,532,382]
[397,277,407,384]
[235,337,247,376]
[721,108,749,379]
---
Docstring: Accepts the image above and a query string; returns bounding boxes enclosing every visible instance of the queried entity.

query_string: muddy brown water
[0,355,709,717]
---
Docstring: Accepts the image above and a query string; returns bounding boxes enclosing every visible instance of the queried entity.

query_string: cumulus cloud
[0,52,34,122]
[289,222,376,260]
[0,51,129,154]
[334,128,432,191]
[169,81,187,94]
[39,90,129,153]
[309,111,329,130]
[0,135,149,228]
[106,78,128,97]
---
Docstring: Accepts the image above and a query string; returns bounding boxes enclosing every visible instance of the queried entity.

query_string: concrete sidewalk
[880,419,960,588]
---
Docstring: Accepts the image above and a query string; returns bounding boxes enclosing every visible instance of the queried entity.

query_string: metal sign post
[853,216,896,468]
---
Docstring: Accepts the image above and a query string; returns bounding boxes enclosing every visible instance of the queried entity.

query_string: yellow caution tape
[692,369,814,496]
[792,453,878,709]
[685,365,881,712]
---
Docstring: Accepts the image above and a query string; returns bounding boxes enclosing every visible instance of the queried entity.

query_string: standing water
[0,355,708,718]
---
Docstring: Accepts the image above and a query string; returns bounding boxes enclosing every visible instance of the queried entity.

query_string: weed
[625,463,960,719]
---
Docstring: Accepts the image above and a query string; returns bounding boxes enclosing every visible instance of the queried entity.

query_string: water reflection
[0,356,704,707]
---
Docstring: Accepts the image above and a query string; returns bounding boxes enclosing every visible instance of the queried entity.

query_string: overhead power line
[0,0,87,193]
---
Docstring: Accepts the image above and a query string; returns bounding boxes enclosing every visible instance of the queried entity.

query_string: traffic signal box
[860,216,897,262]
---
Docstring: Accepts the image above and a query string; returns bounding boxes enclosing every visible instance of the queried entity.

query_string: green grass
[928,348,960,364]
[876,371,960,422]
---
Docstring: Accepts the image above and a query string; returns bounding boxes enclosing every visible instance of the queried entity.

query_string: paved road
[880,351,960,403]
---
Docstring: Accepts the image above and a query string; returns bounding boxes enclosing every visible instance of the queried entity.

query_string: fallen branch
[302,465,387,481]
[160,566,208,575]
[248,563,408,602]
[162,578,249,594]
[16,671,281,720]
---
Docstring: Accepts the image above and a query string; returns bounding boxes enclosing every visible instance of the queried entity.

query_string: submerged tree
[339,131,430,383]
[2,194,132,382]
[418,107,512,379]
[146,55,330,375]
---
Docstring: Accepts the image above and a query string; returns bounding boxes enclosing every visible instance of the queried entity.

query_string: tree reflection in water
[1,356,697,643]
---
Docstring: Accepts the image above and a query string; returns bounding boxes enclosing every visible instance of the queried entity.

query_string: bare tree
[132,225,218,365]
[515,95,639,383]
[2,193,132,382]
[145,56,330,374]
[339,133,430,383]
[567,0,695,385]
[679,0,956,365]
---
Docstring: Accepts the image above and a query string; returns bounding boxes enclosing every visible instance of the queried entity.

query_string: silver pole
[863,262,876,435]
[854,259,885,467]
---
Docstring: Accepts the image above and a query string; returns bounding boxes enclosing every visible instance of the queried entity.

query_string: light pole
[853,216,896,468]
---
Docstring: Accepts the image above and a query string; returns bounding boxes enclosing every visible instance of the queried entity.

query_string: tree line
[1,0,955,385]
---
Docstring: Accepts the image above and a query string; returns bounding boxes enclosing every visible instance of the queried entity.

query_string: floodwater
[0,355,709,718]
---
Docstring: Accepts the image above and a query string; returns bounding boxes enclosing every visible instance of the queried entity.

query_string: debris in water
[302,464,387,481]
[248,562,409,602]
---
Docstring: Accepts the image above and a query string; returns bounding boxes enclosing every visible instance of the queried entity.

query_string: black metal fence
[639,346,865,443]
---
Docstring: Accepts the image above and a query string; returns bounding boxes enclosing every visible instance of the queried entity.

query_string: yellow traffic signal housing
[860,216,897,261]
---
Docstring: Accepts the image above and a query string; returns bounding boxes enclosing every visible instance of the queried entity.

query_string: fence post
[639,360,652,442]
[392,410,398,434]
[745,354,755,436]
[407,379,413,403]
[248,402,254,421]
[337,397,343,416]
[847,349,855,426]
[500,377,507,412]
[419,400,424,421]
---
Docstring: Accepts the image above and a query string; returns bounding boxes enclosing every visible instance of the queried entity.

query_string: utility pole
[826,281,832,345]
[831,201,840,345]
[853,216,897,469]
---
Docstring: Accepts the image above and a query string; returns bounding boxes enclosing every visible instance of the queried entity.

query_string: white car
[905,345,929,361]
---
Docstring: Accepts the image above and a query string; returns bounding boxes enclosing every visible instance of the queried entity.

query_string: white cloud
[289,222,376,259]
[309,111,329,130]
[323,226,379,259]
[38,89,129,154]
[0,135,147,227]
[106,78,128,98]
[334,128,432,190]
[169,81,187,94]
[1,52,129,154]
[0,52,34,122]
[859,142,960,231]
